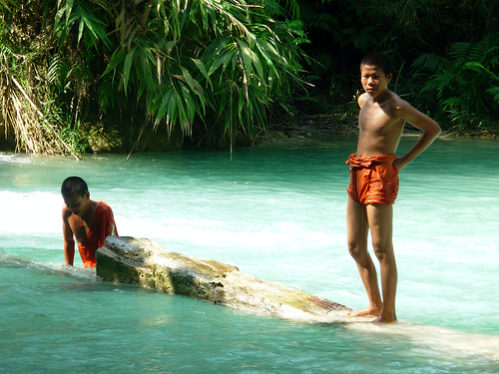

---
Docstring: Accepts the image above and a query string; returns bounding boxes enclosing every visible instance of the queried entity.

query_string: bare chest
[357,101,405,154]
[359,102,399,134]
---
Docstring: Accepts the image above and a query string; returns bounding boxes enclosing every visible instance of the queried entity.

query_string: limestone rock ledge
[96,236,352,323]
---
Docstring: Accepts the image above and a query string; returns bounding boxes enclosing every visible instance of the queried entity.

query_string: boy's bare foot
[347,308,381,318]
[372,314,397,323]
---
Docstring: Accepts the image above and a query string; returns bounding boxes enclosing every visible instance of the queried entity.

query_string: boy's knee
[373,248,385,261]
[372,242,393,261]
[348,241,366,260]
[347,245,358,258]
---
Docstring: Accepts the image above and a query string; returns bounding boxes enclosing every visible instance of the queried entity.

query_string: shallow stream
[1,136,498,373]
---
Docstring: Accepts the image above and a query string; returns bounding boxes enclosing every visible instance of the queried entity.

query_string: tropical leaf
[122,46,136,94]
[464,62,499,81]
[191,58,212,88]
[469,39,489,62]
[448,42,471,60]
[412,35,499,130]
[412,53,447,72]
[487,86,499,105]
[0,0,15,12]
[55,1,111,49]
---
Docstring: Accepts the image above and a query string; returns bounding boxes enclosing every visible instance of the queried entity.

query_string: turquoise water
[1,137,498,373]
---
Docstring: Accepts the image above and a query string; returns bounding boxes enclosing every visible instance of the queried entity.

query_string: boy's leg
[366,204,397,322]
[346,197,382,317]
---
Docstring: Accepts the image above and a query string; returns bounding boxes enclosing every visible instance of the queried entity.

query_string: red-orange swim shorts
[346,153,399,205]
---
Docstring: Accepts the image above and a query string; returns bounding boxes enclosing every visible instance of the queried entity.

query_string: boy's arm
[394,101,441,170]
[62,208,75,266]
[105,205,117,237]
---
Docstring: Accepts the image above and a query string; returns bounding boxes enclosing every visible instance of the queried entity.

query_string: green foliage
[54,0,111,49]
[0,0,14,12]
[1,0,307,154]
[53,0,306,149]
[412,35,498,132]
[0,0,83,157]
[2,0,497,154]
[294,0,498,125]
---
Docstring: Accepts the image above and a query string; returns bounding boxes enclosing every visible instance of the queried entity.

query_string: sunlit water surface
[1,136,498,373]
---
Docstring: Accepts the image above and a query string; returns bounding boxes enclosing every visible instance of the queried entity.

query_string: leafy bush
[412,35,498,132]
[54,0,307,151]
[1,0,307,155]
[0,0,83,157]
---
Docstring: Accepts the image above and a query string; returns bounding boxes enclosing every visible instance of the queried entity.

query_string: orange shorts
[346,153,399,205]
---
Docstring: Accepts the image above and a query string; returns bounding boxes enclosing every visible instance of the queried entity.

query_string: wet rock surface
[96,236,352,323]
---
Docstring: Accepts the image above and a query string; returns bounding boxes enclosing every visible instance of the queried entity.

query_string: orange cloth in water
[77,201,118,268]
[346,153,399,205]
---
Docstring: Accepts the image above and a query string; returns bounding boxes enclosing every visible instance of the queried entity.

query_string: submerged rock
[96,236,352,323]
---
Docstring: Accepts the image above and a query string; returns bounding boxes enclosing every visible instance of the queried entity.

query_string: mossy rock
[97,236,352,323]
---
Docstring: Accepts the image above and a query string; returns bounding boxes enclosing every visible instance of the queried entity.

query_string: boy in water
[61,176,118,268]
[346,52,440,322]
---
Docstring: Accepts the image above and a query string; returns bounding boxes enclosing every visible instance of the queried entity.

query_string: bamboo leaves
[0,1,86,157]
[0,0,14,12]
[1,0,306,154]
[55,0,111,49]
[122,46,136,95]
[94,0,306,145]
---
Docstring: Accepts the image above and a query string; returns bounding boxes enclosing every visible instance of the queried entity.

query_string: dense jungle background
[0,0,497,156]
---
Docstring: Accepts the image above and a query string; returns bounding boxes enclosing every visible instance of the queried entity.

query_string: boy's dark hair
[361,52,393,76]
[61,176,88,197]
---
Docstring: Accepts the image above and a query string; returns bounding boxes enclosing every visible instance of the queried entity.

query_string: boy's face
[64,192,90,216]
[360,64,392,97]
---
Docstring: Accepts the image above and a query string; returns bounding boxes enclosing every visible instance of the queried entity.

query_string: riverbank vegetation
[0,0,497,156]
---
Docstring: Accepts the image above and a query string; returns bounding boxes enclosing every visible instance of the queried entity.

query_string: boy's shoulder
[62,205,72,218]
[379,90,412,113]
[358,90,403,110]
[98,200,113,210]
[357,92,369,108]
[96,201,115,220]
[386,92,419,118]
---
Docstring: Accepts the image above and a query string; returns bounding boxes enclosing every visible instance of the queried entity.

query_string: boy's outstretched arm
[393,102,441,170]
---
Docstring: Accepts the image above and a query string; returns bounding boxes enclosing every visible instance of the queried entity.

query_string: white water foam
[346,321,499,362]
[0,191,63,234]
[0,153,33,164]
[0,248,96,281]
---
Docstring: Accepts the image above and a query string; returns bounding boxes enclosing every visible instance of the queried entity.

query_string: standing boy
[61,176,118,268]
[346,52,440,322]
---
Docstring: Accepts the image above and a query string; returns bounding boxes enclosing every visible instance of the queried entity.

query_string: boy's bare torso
[357,90,405,157]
